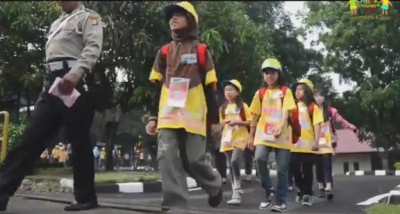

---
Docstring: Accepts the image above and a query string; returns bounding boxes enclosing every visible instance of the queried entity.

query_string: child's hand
[247,136,255,150]
[274,126,283,137]
[312,143,319,151]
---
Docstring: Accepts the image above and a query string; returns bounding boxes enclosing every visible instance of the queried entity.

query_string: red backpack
[258,86,315,144]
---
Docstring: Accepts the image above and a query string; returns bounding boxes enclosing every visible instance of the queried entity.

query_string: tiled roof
[335,129,377,154]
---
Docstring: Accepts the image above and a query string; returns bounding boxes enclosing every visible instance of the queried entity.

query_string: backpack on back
[258,86,315,144]
[160,43,219,124]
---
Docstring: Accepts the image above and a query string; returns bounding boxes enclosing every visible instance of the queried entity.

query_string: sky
[283,1,355,93]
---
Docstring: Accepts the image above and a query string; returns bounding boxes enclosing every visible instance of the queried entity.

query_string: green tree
[304,1,400,168]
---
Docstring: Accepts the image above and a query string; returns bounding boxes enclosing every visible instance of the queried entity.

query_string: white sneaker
[243,174,252,182]
[288,186,293,191]
[227,190,241,205]
[222,177,227,184]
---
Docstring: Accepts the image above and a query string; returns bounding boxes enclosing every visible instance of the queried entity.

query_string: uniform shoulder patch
[88,14,99,26]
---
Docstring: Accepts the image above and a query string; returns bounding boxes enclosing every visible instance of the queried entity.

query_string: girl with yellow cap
[219,79,251,205]
[248,58,296,212]
[147,2,222,212]
[290,79,324,206]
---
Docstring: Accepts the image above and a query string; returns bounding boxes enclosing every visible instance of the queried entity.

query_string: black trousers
[315,154,333,184]
[291,152,316,195]
[0,68,96,203]
[212,148,227,178]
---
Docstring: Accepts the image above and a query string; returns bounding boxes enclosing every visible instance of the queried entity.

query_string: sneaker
[222,177,227,184]
[208,187,223,207]
[288,186,293,191]
[301,195,313,206]
[295,190,303,203]
[271,203,287,212]
[243,174,252,183]
[259,188,275,209]
[227,190,242,205]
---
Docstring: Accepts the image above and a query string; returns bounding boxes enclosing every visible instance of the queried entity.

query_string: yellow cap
[163,1,199,24]
[261,58,282,71]
[223,79,243,92]
[298,78,315,91]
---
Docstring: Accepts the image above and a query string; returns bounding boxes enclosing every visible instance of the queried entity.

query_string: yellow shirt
[382,0,389,6]
[291,102,324,154]
[100,151,106,159]
[58,150,67,162]
[318,122,334,154]
[149,48,218,137]
[52,148,59,159]
[249,88,296,150]
[219,103,251,152]
[40,150,48,158]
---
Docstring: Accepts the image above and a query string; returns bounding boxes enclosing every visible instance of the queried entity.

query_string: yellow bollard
[0,111,9,162]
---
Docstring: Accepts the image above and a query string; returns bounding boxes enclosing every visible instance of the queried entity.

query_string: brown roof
[335,129,377,154]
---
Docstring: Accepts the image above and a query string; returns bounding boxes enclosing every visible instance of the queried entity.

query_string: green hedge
[366,204,400,214]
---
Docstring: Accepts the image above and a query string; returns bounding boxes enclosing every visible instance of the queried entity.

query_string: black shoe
[0,195,9,211]
[63,201,98,211]
[325,189,334,201]
[208,187,223,207]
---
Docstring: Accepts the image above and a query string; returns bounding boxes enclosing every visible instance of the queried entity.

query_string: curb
[345,170,400,176]
[16,194,164,213]
[60,177,198,194]
[60,169,275,194]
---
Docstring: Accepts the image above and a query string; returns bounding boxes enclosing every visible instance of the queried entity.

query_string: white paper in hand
[48,77,81,108]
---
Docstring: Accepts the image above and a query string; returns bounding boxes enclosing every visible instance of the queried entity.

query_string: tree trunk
[105,121,119,171]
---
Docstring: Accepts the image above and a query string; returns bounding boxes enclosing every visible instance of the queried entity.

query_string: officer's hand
[59,73,79,95]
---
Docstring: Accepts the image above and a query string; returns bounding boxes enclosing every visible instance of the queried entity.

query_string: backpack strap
[220,106,226,120]
[160,44,169,58]
[197,44,207,70]
[258,87,267,103]
[280,86,288,105]
[240,105,246,121]
[308,102,315,125]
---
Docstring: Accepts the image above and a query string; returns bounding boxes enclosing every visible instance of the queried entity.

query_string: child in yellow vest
[219,79,251,205]
[51,146,60,163]
[248,58,296,212]
[100,147,106,167]
[290,79,324,206]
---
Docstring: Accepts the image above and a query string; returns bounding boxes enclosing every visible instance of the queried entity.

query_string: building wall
[333,153,372,174]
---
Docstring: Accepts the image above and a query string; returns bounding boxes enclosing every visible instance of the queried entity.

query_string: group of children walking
[218,59,356,212]
[146,1,356,213]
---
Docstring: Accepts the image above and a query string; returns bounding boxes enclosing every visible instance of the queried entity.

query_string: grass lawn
[27,168,161,184]
[366,204,400,214]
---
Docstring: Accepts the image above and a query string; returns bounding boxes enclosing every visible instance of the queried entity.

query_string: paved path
[15,176,399,214]
[8,198,146,214]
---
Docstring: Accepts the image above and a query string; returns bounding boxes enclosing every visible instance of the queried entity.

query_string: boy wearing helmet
[248,58,296,212]
[147,2,222,212]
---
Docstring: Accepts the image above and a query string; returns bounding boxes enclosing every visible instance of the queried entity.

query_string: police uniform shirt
[46,5,103,78]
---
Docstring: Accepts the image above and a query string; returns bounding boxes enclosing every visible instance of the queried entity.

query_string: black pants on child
[315,154,333,185]
[291,152,316,196]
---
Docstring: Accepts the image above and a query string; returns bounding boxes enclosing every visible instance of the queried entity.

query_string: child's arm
[248,91,262,136]
[331,108,356,130]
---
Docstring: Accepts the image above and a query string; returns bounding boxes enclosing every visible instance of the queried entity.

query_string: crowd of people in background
[40,142,72,167]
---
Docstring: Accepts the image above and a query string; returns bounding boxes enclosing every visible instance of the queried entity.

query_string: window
[344,162,349,174]
[354,162,360,171]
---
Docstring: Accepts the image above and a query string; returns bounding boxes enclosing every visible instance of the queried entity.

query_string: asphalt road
[12,176,400,214]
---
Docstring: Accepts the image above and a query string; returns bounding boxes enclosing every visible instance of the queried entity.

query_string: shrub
[366,204,400,214]
[394,162,400,170]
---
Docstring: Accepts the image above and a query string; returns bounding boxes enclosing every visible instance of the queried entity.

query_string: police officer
[0,1,103,212]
